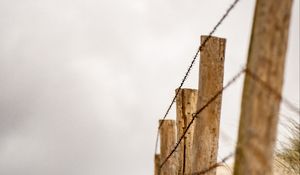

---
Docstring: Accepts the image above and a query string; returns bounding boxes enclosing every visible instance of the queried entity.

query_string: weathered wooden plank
[160,119,178,175]
[176,88,198,174]
[233,0,293,175]
[192,36,226,175]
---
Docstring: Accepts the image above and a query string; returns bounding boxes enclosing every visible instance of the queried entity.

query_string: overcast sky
[0,0,299,175]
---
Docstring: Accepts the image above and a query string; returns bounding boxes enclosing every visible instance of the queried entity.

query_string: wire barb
[159,68,245,169]
[154,0,241,155]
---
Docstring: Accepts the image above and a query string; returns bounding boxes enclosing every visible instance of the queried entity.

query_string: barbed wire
[158,67,299,172]
[153,0,299,173]
[185,112,299,175]
[159,68,246,169]
[245,68,300,115]
[189,153,234,175]
[154,0,241,155]
[218,155,233,174]
[184,115,297,175]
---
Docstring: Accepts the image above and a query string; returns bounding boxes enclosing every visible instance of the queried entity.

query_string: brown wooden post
[192,36,226,175]
[154,154,160,175]
[175,88,198,175]
[160,119,178,175]
[233,0,293,175]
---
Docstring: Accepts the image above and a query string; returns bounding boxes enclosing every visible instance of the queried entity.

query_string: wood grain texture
[192,36,226,175]
[160,119,178,175]
[154,154,160,175]
[233,0,293,175]
[176,88,198,175]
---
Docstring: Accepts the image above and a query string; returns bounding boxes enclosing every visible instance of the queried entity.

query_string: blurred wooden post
[233,0,293,175]
[175,88,198,174]
[154,154,160,175]
[192,36,226,175]
[160,119,178,175]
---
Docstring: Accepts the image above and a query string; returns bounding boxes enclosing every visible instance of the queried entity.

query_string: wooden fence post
[233,0,293,175]
[160,119,178,175]
[176,88,198,175]
[192,36,226,175]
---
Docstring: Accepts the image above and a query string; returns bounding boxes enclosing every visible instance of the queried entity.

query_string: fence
[153,0,298,175]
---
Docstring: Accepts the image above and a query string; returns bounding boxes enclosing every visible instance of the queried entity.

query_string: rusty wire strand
[218,155,233,174]
[245,68,300,115]
[155,0,241,155]
[158,67,299,170]
[189,153,234,175]
[159,68,246,169]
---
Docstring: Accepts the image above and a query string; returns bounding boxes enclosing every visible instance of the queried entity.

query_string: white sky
[0,0,299,175]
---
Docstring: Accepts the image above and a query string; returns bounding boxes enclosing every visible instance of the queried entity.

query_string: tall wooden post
[233,0,293,175]
[176,88,198,174]
[192,36,226,175]
[160,119,178,175]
